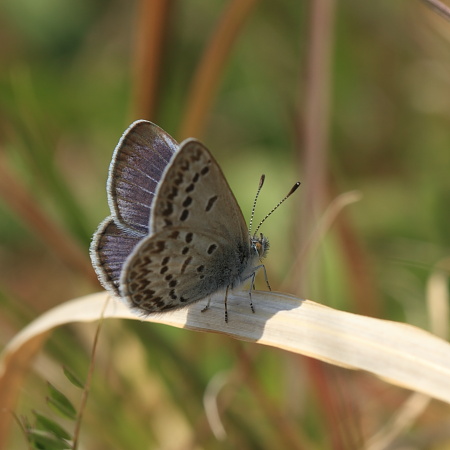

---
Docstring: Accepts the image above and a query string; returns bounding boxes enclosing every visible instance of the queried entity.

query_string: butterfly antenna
[254,181,301,235]
[248,174,265,233]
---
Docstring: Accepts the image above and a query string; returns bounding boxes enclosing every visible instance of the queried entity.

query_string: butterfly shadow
[184,289,304,341]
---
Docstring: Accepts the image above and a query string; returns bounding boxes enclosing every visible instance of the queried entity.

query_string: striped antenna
[248,174,265,233]
[253,181,301,235]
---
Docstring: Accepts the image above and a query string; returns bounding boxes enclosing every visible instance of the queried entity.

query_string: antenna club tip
[259,174,266,188]
[288,181,301,196]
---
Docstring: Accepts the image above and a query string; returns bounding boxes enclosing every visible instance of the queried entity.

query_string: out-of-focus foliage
[0,0,449,449]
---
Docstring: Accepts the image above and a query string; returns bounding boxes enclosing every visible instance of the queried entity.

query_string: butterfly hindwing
[120,227,250,312]
[90,217,143,296]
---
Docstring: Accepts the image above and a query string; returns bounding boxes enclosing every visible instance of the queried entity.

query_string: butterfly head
[250,232,269,260]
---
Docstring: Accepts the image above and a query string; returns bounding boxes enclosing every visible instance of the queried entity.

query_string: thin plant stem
[72,297,110,450]
[364,393,430,450]
[283,191,362,292]
[235,343,309,449]
[333,198,381,317]
[10,412,33,450]
[298,0,336,234]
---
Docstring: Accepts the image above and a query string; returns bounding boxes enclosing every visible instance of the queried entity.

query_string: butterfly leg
[249,264,271,291]
[241,272,255,314]
[201,297,211,313]
[224,285,229,323]
[260,264,271,291]
[201,287,230,323]
[248,281,255,314]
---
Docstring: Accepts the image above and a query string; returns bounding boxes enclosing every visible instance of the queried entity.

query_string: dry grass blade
[0,290,449,407]
[427,265,449,340]
[420,0,450,21]
[364,392,431,450]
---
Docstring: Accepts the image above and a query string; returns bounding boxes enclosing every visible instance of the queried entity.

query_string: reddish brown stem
[0,159,96,284]
[133,0,173,120]
[179,0,259,140]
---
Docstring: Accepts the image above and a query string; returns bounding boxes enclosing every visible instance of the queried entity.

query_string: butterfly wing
[120,227,250,312]
[108,120,178,235]
[91,121,178,296]
[120,140,254,312]
[150,138,249,245]
[90,217,142,296]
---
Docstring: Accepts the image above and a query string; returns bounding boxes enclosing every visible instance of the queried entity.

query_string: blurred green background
[1,0,449,448]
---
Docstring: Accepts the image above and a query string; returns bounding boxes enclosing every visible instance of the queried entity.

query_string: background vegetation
[0,0,449,448]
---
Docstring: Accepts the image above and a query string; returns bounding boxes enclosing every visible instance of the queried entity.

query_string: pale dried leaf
[1,290,450,448]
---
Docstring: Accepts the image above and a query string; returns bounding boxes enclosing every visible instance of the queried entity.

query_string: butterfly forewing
[151,139,248,244]
[108,121,178,235]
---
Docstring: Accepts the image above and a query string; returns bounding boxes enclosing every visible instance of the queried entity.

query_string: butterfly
[90,121,299,321]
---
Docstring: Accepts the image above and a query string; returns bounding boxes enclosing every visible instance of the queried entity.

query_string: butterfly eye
[255,242,263,256]
[251,240,262,257]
